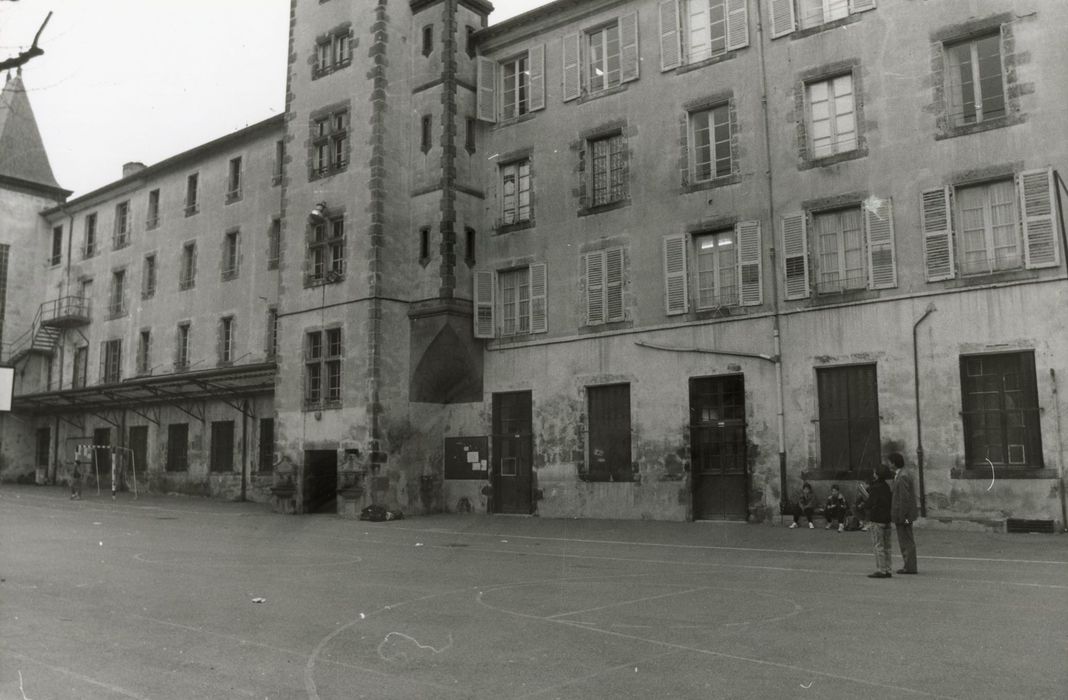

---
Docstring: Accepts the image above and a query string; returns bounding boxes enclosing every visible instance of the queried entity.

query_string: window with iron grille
[114,201,130,248]
[185,174,199,216]
[816,364,880,476]
[101,339,122,384]
[84,213,98,258]
[268,218,281,270]
[175,322,190,370]
[305,328,342,406]
[960,352,1042,468]
[589,133,626,207]
[308,217,345,285]
[142,254,156,299]
[166,423,189,472]
[226,157,242,203]
[108,269,127,318]
[813,207,865,294]
[146,190,160,229]
[222,230,240,280]
[179,242,197,290]
[310,110,349,178]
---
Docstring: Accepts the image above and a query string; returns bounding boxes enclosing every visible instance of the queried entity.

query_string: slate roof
[0,71,65,193]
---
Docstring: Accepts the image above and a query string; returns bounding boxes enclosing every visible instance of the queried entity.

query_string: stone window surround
[574,119,632,217]
[679,90,741,193]
[794,59,868,170]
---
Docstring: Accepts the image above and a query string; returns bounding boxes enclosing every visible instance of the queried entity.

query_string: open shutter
[562,33,581,102]
[849,0,877,13]
[921,187,955,281]
[865,197,897,289]
[658,0,681,71]
[1019,167,1059,269]
[619,11,640,83]
[473,270,495,338]
[725,0,750,51]
[663,234,689,314]
[529,262,547,333]
[98,342,107,383]
[736,220,763,306]
[605,248,625,321]
[528,44,546,112]
[768,0,795,38]
[585,251,606,325]
[476,57,497,123]
[781,212,809,299]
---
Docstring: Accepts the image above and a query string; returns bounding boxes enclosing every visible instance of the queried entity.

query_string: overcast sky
[1,0,548,198]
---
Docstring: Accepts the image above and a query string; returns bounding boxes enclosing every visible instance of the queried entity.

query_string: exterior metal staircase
[5,296,90,365]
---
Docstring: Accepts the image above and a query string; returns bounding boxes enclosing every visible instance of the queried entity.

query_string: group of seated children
[789,482,867,531]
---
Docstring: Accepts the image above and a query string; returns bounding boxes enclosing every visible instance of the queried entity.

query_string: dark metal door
[492,392,532,514]
[128,426,148,474]
[587,384,633,482]
[690,375,748,520]
[303,450,338,514]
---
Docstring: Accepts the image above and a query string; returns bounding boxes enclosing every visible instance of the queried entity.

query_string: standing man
[889,452,918,574]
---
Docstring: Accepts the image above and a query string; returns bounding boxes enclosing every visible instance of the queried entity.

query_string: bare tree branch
[0,12,52,72]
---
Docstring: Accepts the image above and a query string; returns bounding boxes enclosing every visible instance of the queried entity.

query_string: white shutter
[659,0,681,71]
[865,197,897,289]
[585,251,605,324]
[529,262,547,333]
[725,0,750,51]
[768,0,795,38]
[473,270,495,338]
[849,0,877,13]
[605,248,625,321]
[476,57,496,123]
[663,234,689,314]
[619,11,640,83]
[781,212,809,299]
[921,187,955,281]
[1018,167,1059,269]
[528,45,546,112]
[736,220,763,306]
[562,33,581,102]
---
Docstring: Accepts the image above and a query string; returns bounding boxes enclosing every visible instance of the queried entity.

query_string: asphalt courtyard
[1,485,1066,700]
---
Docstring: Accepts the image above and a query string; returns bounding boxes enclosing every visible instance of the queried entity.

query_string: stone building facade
[3,0,1067,530]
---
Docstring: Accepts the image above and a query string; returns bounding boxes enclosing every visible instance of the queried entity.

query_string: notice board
[444,436,488,480]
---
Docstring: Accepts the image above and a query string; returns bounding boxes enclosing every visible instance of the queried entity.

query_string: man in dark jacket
[889,452,918,574]
[866,464,893,578]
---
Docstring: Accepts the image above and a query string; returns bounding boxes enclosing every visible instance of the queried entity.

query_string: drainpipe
[754,0,789,515]
[241,400,249,502]
[913,303,936,517]
[1050,370,1068,532]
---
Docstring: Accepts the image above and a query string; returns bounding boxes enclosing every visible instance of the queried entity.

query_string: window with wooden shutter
[849,0,877,12]
[476,57,496,122]
[736,220,762,306]
[663,234,689,314]
[619,12,640,83]
[585,251,606,325]
[922,187,954,281]
[659,0,681,71]
[725,0,750,51]
[605,248,625,322]
[530,263,547,333]
[768,0,796,38]
[1019,168,1059,269]
[781,213,809,299]
[562,33,581,101]
[864,197,897,289]
[473,270,495,338]
[528,45,546,112]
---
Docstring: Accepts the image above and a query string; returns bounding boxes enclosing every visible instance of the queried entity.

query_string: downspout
[754,0,789,515]
[1050,370,1068,532]
[52,414,60,484]
[913,303,936,518]
[241,400,249,502]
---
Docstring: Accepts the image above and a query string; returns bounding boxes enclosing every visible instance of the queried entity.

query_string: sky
[1,0,548,198]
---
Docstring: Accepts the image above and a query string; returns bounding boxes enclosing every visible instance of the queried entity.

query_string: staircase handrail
[4,304,44,362]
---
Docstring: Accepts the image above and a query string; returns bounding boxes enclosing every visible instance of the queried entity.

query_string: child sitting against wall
[789,482,817,529]
[824,484,848,532]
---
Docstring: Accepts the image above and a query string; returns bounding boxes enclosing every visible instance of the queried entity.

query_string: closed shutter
[659,0,681,71]
[476,57,497,122]
[1018,167,1059,269]
[619,11,640,83]
[473,270,495,338]
[585,251,606,324]
[528,44,546,112]
[921,187,955,281]
[562,33,581,102]
[781,212,809,299]
[865,197,897,289]
[768,0,795,38]
[606,248,625,321]
[736,220,763,306]
[725,0,750,51]
[530,262,547,333]
[663,234,689,314]
[849,0,877,13]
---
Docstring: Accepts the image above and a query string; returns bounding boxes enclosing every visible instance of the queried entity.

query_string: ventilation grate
[1005,519,1055,534]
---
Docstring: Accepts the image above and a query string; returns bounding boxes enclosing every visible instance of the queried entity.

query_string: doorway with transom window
[491,391,533,514]
[690,375,748,520]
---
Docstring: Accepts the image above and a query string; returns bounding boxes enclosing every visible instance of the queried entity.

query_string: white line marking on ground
[2,650,150,700]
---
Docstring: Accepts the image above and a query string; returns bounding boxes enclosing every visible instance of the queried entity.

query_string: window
[422,25,433,56]
[210,421,235,472]
[501,54,529,120]
[179,242,197,290]
[476,47,545,123]
[314,27,353,77]
[466,26,476,58]
[465,117,477,153]
[308,216,345,284]
[223,230,240,280]
[817,364,880,476]
[185,174,199,216]
[273,140,284,184]
[101,339,122,384]
[501,160,531,225]
[311,109,348,177]
[589,133,626,207]
[695,230,738,308]
[268,218,281,270]
[137,329,151,375]
[472,265,547,339]
[419,227,431,263]
[219,316,234,364]
[659,0,750,71]
[585,384,633,482]
[305,328,342,406]
[584,248,625,325]
[960,352,1042,468]
[72,346,88,388]
[50,226,63,266]
[420,114,432,153]
[84,213,97,258]
[562,14,638,102]
[768,0,875,38]
[465,227,476,265]
[945,33,1004,128]
[109,269,127,317]
[663,222,763,314]
[114,201,130,248]
[35,428,50,467]
[176,322,191,370]
[142,254,156,299]
[690,104,731,182]
[499,268,530,337]
[798,0,847,29]
[813,207,864,293]
[146,190,160,229]
[166,423,189,472]
[807,74,857,159]
[266,307,279,358]
[226,157,242,202]
[922,169,1059,281]
[258,418,275,472]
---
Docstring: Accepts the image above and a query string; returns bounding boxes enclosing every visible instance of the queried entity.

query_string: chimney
[122,162,146,179]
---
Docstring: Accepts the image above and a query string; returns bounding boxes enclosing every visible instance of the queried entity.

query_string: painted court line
[1,648,152,700]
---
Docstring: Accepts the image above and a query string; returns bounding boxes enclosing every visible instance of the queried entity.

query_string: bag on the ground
[844,515,862,531]
[359,504,403,522]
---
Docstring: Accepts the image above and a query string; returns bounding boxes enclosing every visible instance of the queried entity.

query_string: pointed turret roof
[0,70,66,196]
